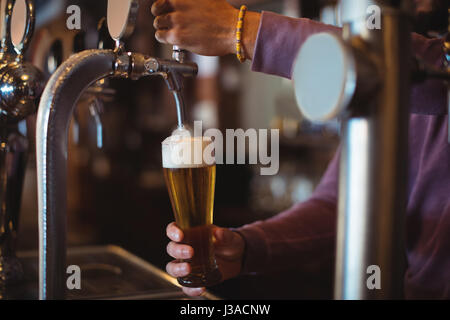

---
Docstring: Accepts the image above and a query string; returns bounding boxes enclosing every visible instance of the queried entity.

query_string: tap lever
[142,56,198,79]
[0,0,43,124]
[107,0,139,53]
[128,53,197,90]
[124,53,197,128]
[172,45,187,63]
[141,55,197,127]
[1,0,35,58]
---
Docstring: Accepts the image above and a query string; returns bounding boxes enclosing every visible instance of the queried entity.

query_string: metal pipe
[172,91,186,129]
[172,45,187,128]
[36,49,116,299]
[36,48,197,299]
[334,0,410,299]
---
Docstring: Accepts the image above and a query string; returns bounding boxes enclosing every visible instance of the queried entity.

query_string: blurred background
[18,0,340,299]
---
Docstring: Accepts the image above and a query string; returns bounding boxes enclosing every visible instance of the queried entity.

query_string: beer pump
[0,0,44,287]
[36,0,197,299]
[293,1,450,299]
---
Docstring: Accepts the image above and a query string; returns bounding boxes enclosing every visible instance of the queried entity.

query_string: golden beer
[162,135,221,287]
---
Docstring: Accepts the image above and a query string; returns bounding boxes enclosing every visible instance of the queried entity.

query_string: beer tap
[36,0,197,299]
[293,3,450,299]
[0,0,44,287]
[292,0,413,299]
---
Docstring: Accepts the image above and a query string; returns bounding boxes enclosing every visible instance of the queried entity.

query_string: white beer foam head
[162,132,215,168]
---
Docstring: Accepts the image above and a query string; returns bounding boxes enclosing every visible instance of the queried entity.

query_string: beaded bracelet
[236,5,247,63]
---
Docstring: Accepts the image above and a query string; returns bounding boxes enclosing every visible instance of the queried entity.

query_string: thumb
[212,226,236,246]
[212,227,245,262]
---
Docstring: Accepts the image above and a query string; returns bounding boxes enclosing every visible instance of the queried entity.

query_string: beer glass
[162,134,221,287]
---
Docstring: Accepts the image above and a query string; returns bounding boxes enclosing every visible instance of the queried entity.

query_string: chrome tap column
[36,0,197,300]
[336,0,412,300]
[36,50,117,299]
[293,0,413,299]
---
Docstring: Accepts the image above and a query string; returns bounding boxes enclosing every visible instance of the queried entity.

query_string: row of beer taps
[0,0,198,299]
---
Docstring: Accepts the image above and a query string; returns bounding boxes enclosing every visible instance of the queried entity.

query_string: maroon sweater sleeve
[251,11,447,115]
[251,11,340,79]
[236,150,340,274]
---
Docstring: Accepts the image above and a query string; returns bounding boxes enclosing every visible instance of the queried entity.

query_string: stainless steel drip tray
[13,245,219,300]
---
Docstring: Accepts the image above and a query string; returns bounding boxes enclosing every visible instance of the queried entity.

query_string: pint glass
[162,134,221,287]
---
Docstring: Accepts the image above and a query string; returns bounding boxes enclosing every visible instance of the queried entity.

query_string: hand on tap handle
[151,0,260,60]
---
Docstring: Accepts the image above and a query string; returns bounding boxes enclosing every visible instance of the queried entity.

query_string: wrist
[241,11,260,61]
[229,9,261,61]
[226,7,241,56]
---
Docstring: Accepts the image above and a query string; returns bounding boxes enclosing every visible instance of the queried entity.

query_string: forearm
[236,148,341,275]
[236,198,337,275]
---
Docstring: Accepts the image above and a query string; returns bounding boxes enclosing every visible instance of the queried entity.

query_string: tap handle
[141,56,197,79]
[1,0,35,57]
[107,0,139,52]
[172,45,187,63]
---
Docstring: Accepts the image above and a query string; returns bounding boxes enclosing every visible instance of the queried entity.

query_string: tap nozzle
[126,53,197,90]
[115,52,198,129]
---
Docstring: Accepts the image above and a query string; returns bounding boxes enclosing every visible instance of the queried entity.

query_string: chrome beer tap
[294,0,450,299]
[36,0,197,299]
[0,0,44,289]
[0,0,43,121]
[293,0,414,299]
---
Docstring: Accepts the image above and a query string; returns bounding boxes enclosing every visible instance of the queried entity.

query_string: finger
[167,241,194,259]
[182,287,205,297]
[155,29,171,44]
[213,228,243,258]
[151,0,174,17]
[166,222,183,242]
[155,28,181,45]
[166,261,191,278]
[153,13,173,30]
